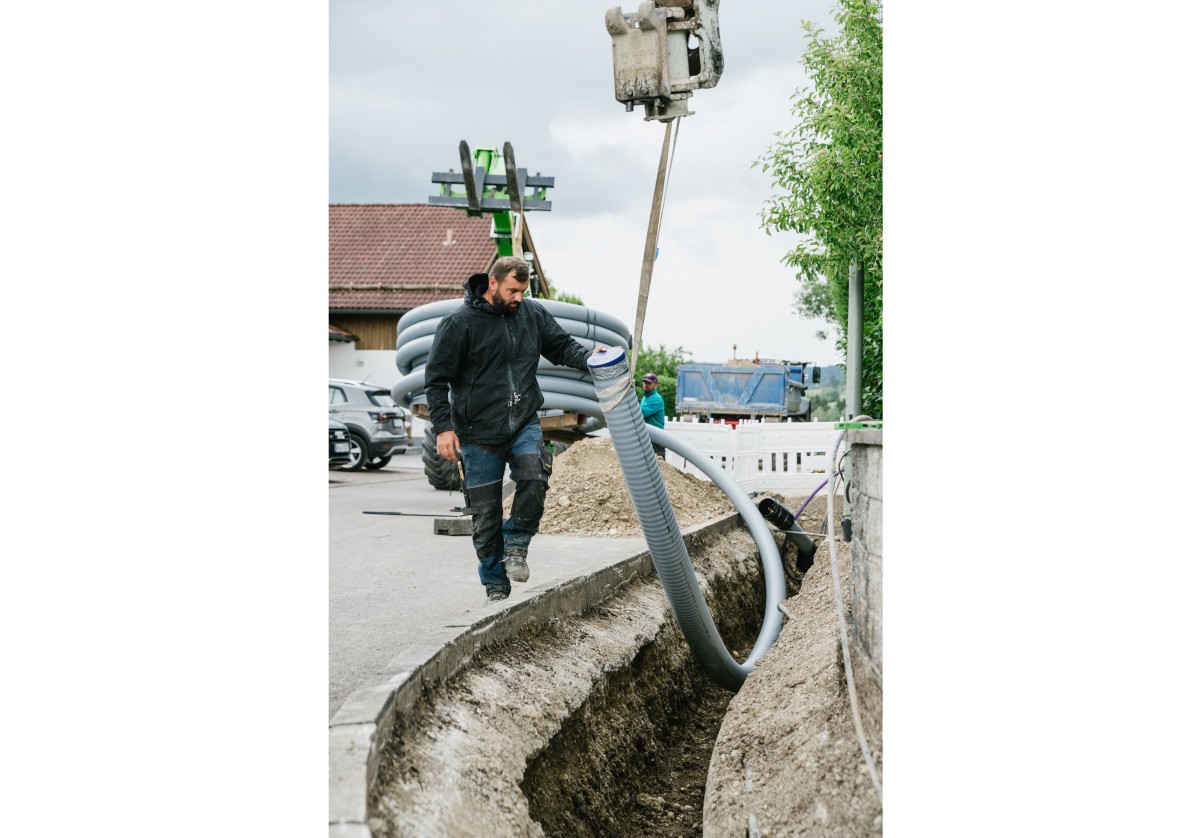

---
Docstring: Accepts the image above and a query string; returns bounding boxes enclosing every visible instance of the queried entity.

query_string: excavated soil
[706,494,884,837]
[509,437,735,537]
[375,437,883,836]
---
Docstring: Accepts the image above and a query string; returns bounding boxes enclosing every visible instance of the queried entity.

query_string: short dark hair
[489,256,530,283]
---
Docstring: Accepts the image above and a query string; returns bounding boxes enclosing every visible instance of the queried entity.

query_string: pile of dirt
[515,436,735,537]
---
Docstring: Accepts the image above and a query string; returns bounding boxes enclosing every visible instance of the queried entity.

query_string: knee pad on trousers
[510,479,548,530]
[510,452,549,530]
[467,480,503,558]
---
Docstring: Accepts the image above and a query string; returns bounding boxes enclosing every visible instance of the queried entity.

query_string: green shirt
[640,389,665,429]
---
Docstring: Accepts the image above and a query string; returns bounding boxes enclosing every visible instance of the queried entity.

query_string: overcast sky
[330,0,843,367]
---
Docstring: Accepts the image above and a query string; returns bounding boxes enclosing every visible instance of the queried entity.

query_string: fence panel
[663,420,844,494]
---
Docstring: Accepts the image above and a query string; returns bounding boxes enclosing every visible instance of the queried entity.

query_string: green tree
[551,290,585,306]
[634,343,692,420]
[538,273,583,306]
[756,0,883,419]
[809,386,847,422]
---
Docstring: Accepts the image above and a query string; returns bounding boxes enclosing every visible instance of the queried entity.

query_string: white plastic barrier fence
[663,419,844,493]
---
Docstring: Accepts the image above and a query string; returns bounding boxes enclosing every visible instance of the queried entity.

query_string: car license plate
[334,442,350,453]
[392,419,406,429]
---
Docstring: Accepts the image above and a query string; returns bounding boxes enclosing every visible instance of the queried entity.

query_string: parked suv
[328,379,413,471]
[329,419,353,469]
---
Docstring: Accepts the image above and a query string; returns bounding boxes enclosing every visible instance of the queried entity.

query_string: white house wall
[329,345,405,390]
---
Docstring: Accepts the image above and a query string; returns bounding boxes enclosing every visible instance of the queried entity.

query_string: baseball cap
[642,373,658,383]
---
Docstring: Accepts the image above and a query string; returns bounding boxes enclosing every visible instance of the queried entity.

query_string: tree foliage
[809,386,847,422]
[539,274,583,306]
[756,0,883,419]
[551,290,585,306]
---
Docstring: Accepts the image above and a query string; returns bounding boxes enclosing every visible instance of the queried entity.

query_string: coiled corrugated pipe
[390,299,632,408]
[588,347,786,692]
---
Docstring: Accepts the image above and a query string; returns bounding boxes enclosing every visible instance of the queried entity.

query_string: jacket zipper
[504,316,519,437]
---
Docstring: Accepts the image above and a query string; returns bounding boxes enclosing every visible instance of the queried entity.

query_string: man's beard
[497,298,520,314]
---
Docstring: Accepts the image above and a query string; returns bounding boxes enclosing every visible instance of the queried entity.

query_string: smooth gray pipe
[391,300,634,419]
[395,334,435,374]
[395,296,629,343]
[537,299,633,343]
[398,336,616,378]
[588,347,786,692]
[534,375,602,402]
[391,366,595,407]
[396,311,629,354]
[395,298,459,334]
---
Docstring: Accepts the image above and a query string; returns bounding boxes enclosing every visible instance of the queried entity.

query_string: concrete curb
[329,511,745,835]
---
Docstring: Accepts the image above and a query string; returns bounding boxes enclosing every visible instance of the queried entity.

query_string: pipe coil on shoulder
[391,298,633,406]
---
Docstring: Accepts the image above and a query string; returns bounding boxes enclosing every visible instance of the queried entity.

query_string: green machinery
[429,140,554,297]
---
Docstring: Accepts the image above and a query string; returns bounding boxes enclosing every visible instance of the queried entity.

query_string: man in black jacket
[425,256,600,603]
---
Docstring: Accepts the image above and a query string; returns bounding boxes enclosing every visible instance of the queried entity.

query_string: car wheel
[421,429,462,491]
[339,433,369,471]
[364,455,392,470]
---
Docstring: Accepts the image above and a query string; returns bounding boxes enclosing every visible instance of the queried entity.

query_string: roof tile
[329,204,495,311]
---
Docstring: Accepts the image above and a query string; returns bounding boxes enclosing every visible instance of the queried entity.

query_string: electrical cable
[827,430,882,800]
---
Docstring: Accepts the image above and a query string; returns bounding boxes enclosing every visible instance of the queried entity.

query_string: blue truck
[675,360,820,423]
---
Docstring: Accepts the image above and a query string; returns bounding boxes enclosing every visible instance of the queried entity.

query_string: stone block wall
[846,429,882,680]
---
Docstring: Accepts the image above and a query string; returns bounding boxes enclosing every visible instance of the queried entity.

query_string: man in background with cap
[640,372,666,459]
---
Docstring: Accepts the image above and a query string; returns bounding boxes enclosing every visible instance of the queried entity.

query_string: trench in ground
[369,524,798,837]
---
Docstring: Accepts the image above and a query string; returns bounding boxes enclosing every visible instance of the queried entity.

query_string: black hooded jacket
[424,273,591,445]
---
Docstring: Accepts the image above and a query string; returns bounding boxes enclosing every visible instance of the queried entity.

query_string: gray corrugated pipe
[587,347,786,693]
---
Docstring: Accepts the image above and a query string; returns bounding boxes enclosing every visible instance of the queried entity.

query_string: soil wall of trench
[363,437,882,837]
[367,524,767,837]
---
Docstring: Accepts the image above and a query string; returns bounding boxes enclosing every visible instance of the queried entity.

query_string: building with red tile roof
[329,204,497,351]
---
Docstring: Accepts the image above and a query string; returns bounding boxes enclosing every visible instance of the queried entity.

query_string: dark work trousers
[458,420,552,589]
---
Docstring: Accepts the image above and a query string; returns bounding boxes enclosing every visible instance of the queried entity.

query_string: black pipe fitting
[758,497,796,530]
[758,497,817,575]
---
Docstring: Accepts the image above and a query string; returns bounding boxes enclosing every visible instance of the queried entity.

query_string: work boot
[485,584,511,603]
[503,550,530,583]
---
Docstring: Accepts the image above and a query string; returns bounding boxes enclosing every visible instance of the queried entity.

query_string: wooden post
[630,119,674,375]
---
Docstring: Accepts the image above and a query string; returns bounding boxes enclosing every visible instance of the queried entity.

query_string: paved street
[328,436,646,718]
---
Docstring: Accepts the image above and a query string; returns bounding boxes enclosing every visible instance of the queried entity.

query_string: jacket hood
[463,272,490,303]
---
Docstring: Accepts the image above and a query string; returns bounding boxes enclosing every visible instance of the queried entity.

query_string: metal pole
[630,119,674,375]
[846,260,864,419]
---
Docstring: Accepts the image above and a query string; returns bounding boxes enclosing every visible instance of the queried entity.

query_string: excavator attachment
[605,0,723,121]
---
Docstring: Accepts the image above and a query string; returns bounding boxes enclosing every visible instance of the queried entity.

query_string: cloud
[331,0,842,363]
